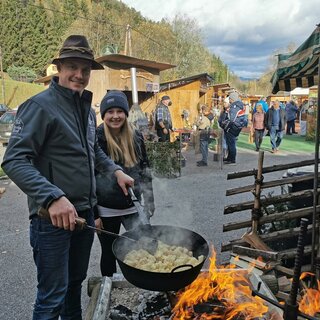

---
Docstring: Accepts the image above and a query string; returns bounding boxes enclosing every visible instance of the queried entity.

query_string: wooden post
[242,151,271,251]
[0,46,6,105]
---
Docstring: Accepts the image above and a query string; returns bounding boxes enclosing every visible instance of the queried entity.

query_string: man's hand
[163,128,168,134]
[114,170,134,196]
[48,196,78,231]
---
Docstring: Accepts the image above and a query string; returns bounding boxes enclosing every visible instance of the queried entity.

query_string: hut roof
[160,73,213,91]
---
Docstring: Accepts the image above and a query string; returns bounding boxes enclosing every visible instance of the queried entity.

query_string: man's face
[162,99,172,106]
[57,58,92,93]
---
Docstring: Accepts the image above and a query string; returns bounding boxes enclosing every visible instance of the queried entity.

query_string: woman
[95,90,154,277]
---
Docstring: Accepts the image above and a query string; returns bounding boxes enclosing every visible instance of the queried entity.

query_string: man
[264,100,286,153]
[1,35,134,320]
[155,95,173,142]
[220,92,246,165]
[285,100,298,134]
[196,105,211,166]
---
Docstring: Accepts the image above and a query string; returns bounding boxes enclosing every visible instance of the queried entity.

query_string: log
[241,232,271,251]
[232,245,281,261]
[223,206,318,232]
[227,159,316,180]
[230,253,267,269]
[226,173,317,196]
[224,189,315,214]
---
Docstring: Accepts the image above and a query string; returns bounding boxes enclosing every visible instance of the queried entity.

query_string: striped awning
[271,25,320,94]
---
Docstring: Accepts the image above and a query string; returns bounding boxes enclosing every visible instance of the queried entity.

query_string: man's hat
[161,95,171,101]
[52,35,104,70]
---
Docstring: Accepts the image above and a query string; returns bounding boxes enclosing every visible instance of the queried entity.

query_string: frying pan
[112,224,209,291]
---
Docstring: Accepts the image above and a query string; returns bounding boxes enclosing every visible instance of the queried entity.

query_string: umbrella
[271,24,320,273]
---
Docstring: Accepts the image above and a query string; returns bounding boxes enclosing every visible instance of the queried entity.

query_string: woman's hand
[114,170,134,196]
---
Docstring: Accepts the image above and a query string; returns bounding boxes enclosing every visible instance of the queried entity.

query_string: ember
[172,248,269,320]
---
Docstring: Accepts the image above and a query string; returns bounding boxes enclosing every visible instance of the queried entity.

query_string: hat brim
[52,55,104,70]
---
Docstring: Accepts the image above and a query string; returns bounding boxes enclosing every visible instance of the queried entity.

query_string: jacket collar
[50,76,93,103]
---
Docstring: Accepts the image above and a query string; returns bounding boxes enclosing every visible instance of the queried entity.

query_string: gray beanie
[100,90,129,119]
[229,92,240,102]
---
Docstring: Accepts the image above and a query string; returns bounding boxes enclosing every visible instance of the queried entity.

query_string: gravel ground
[0,143,314,319]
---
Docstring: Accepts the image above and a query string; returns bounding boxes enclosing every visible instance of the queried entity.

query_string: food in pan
[123,240,205,272]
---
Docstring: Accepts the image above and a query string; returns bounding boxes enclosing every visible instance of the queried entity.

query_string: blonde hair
[103,119,138,167]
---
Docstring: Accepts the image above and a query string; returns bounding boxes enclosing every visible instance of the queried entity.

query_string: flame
[299,272,320,316]
[172,247,268,319]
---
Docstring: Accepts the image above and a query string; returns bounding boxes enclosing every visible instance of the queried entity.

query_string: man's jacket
[1,77,120,217]
[264,107,286,131]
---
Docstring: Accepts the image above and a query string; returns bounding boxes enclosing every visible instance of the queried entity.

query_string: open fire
[299,272,320,317]
[108,248,320,320]
[171,248,270,319]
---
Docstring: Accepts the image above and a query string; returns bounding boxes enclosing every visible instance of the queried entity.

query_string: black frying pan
[112,224,209,291]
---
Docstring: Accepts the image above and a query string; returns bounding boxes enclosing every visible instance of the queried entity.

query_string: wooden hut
[140,73,214,130]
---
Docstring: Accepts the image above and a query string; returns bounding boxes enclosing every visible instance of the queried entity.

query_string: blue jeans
[269,126,283,150]
[225,131,237,162]
[30,210,94,320]
[200,139,209,164]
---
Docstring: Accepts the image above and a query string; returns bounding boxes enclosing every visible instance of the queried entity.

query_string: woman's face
[103,108,126,132]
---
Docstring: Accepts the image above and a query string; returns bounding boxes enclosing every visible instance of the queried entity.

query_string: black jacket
[1,77,120,217]
[95,124,153,210]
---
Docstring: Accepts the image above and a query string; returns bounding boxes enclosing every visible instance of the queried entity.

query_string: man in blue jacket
[221,92,246,165]
[1,35,134,320]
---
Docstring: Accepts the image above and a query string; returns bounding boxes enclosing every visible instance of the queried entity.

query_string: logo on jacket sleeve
[12,118,24,136]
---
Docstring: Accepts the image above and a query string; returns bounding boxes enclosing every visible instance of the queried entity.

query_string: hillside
[0,79,45,109]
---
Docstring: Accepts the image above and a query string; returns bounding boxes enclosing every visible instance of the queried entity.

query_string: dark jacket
[95,124,153,210]
[264,107,286,131]
[1,77,120,217]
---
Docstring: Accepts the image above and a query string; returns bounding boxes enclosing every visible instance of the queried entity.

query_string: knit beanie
[100,90,129,119]
[229,92,240,102]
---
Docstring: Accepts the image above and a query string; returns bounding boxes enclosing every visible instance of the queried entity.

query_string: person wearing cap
[94,90,154,277]
[155,95,173,142]
[220,91,247,165]
[1,35,134,319]
[264,100,286,153]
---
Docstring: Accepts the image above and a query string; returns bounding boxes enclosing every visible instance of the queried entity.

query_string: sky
[121,0,319,79]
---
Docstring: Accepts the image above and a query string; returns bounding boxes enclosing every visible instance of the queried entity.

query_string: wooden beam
[224,189,314,214]
[227,159,316,180]
[226,173,317,196]
[223,206,318,232]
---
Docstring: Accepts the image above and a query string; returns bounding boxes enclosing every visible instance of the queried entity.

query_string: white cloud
[121,0,319,78]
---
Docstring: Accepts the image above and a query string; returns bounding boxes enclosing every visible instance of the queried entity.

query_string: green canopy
[271,25,320,94]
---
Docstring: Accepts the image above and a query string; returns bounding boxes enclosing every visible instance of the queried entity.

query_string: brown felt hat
[52,35,104,70]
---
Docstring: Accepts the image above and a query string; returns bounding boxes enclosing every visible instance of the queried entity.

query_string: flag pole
[311,23,320,275]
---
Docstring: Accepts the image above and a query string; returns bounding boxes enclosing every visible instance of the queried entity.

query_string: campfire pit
[102,268,283,320]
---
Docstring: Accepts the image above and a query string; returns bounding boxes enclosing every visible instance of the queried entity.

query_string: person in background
[264,100,286,153]
[253,96,269,113]
[220,92,246,165]
[285,100,299,134]
[1,35,134,320]
[95,90,154,277]
[252,103,265,151]
[155,95,173,142]
[218,97,230,160]
[196,105,211,166]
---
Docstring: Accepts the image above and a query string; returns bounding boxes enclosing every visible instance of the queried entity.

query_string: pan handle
[128,187,138,201]
[171,264,194,273]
